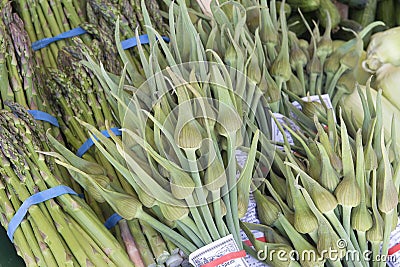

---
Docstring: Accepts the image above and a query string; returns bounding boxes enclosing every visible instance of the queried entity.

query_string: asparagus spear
[0,179,38,267]
[34,0,60,64]
[0,21,12,108]
[0,106,134,266]
[38,0,66,49]
[26,0,56,68]
[128,219,157,266]
[119,220,146,267]
[141,220,170,264]
[4,21,27,106]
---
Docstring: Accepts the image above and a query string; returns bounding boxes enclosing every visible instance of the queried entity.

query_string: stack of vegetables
[0,102,134,266]
[263,0,400,40]
[1,0,188,266]
[47,0,400,266]
[1,0,400,266]
[243,83,399,266]
[48,0,272,258]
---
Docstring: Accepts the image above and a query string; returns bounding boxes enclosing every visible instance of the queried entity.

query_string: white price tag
[189,235,248,267]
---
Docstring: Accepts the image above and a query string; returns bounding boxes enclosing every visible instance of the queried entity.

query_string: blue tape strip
[104,213,123,229]
[27,110,60,127]
[76,128,122,157]
[121,34,170,50]
[32,27,87,51]
[7,185,78,242]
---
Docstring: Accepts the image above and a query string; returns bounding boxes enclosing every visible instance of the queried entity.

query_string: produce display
[0,0,400,266]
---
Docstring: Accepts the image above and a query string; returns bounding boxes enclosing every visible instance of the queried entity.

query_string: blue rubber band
[121,34,170,50]
[104,213,123,229]
[32,27,87,51]
[76,128,122,157]
[27,110,59,127]
[7,185,78,242]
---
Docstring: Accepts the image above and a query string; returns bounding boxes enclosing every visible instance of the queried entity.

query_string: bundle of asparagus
[0,102,133,267]
[14,0,169,77]
[0,3,53,115]
[0,2,74,187]
[14,0,89,69]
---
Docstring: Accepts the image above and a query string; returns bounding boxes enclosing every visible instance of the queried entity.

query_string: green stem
[274,220,288,239]
[324,72,334,93]
[327,65,348,96]
[38,0,66,47]
[379,210,395,267]
[222,184,237,241]
[179,216,203,243]
[356,231,367,256]
[317,57,326,95]
[343,205,352,237]
[49,0,64,32]
[35,1,59,60]
[246,82,257,119]
[185,149,221,241]
[70,217,115,266]
[138,212,197,255]
[227,133,242,248]
[296,64,306,95]
[309,73,318,95]
[309,229,318,242]
[48,201,91,266]
[1,187,43,265]
[29,217,59,267]
[371,241,380,267]
[128,219,155,267]
[266,43,277,63]
[18,0,38,42]
[176,220,204,248]
[332,90,346,109]
[253,101,270,142]
[325,210,364,267]
[185,196,213,244]
[329,259,344,267]
[61,0,83,26]
[6,49,26,106]
[212,190,227,237]
[4,173,67,266]
[350,230,363,262]
[141,220,170,264]
[27,0,53,68]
